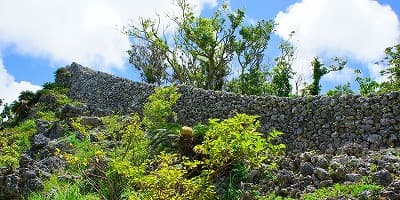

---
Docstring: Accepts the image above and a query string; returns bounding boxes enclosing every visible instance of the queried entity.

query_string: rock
[367,134,382,145]
[0,173,20,199]
[32,134,50,149]
[319,180,333,188]
[37,156,66,173]
[314,167,330,181]
[380,180,400,199]
[345,173,361,182]
[372,170,392,186]
[20,169,44,194]
[380,190,400,200]
[300,162,314,176]
[80,116,102,127]
[359,190,376,200]
[312,155,329,169]
[35,120,51,135]
[38,94,58,110]
[339,143,363,157]
[387,134,398,147]
[45,122,67,139]
[277,169,296,187]
[57,103,88,119]
[19,154,34,168]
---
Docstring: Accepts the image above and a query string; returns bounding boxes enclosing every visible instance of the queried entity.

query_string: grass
[27,175,100,200]
[0,119,36,167]
[301,178,383,200]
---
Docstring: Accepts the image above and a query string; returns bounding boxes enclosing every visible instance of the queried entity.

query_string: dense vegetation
[0,82,289,199]
[125,0,400,97]
[1,1,399,199]
[1,77,396,199]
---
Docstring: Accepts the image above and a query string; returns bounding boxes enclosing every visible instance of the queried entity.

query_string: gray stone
[367,134,382,145]
[80,116,102,127]
[19,154,34,168]
[277,169,296,187]
[45,122,66,139]
[300,162,314,176]
[372,170,393,186]
[32,134,50,149]
[345,173,361,182]
[0,173,20,199]
[319,179,333,188]
[314,167,330,181]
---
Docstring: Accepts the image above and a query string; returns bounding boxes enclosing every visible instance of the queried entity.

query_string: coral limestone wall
[56,63,400,153]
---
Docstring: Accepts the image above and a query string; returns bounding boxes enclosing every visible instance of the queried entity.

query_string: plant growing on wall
[305,57,346,95]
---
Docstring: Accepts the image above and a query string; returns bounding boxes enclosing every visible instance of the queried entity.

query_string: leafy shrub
[0,119,36,168]
[194,113,285,179]
[129,153,216,200]
[36,111,57,122]
[82,114,150,200]
[143,86,181,130]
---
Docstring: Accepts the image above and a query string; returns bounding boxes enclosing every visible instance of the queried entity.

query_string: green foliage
[126,18,168,85]
[129,153,216,200]
[126,1,274,91]
[28,175,100,200]
[301,178,383,200]
[354,69,379,96]
[143,86,181,130]
[71,117,89,136]
[227,20,274,96]
[86,114,149,200]
[147,124,181,155]
[194,114,285,179]
[380,44,400,90]
[306,57,346,95]
[257,193,295,200]
[326,82,354,96]
[268,36,296,97]
[227,67,270,96]
[112,114,149,165]
[36,111,57,122]
[0,119,36,168]
[61,134,104,173]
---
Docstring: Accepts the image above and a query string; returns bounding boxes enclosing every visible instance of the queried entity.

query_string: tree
[126,0,274,91]
[126,17,169,85]
[379,44,400,92]
[268,36,296,97]
[305,57,346,95]
[354,69,379,96]
[326,82,354,96]
[226,20,274,95]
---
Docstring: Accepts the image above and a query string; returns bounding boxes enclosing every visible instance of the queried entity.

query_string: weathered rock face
[56,62,400,153]
[0,119,68,199]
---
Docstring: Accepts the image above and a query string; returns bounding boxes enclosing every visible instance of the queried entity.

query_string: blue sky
[0,0,399,105]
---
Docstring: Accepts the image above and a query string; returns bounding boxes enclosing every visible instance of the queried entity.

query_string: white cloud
[275,0,400,82]
[367,63,388,83]
[324,67,355,84]
[0,0,217,72]
[0,56,41,106]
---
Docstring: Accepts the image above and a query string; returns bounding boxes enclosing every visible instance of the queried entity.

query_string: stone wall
[56,62,400,153]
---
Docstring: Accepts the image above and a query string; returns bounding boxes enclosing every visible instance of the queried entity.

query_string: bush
[143,86,181,130]
[194,113,285,179]
[0,119,36,168]
[129,153,216,200]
